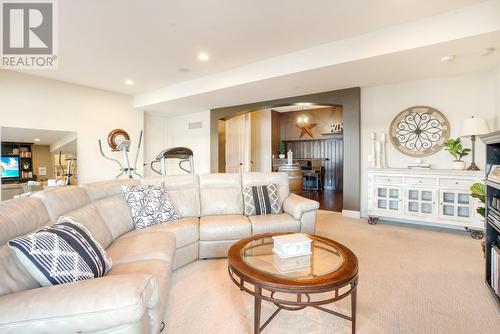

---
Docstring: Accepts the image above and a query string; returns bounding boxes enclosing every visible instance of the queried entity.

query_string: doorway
[218,105,344,212]
[210,88,360,214]
[224,113,251,173]
[275,105,343,211]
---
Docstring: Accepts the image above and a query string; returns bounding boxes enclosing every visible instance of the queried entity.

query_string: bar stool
[302,170,316,192]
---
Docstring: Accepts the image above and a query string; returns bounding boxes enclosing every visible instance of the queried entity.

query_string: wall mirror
[0,127,77,201]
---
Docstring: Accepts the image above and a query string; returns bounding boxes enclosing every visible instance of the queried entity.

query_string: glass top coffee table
[228,233,359,334]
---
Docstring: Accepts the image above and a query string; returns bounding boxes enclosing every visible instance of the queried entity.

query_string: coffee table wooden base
[228,267,358,334]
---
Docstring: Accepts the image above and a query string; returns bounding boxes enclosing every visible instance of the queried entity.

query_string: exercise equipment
[98,129,143,179]
[56,151,77,186]
[150,147,194,175]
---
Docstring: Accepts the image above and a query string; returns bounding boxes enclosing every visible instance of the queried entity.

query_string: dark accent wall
[285,136,343,191]
[210,87,360,212]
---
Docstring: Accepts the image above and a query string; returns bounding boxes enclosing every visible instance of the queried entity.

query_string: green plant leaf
[476,207,485,218]
[470,182,485,203]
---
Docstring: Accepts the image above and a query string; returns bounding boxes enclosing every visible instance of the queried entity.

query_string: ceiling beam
[134,0,500,109]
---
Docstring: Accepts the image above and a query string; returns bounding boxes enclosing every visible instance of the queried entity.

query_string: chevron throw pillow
[243,184,282,216]
[8,216,112,287]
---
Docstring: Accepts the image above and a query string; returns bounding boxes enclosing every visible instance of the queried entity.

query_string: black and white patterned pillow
[243,184,282,216]
[8,216,112,287]
[121,183,180,229]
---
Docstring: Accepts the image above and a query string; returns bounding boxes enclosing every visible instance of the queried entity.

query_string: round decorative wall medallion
[107,129,130,150]
[389,106,450,157]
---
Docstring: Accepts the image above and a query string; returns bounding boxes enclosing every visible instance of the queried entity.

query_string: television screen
[1,156,20,178]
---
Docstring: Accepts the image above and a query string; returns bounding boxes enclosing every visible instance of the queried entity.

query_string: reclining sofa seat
[0,172,319,334]
[198,172,318,258]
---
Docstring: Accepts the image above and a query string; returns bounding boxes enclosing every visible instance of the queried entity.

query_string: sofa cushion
[0,247,39,297]
[67,203,114,248]
[33,186,91,221]
[83,179,140,201]
[8,217,112,286]
[119,217,199,249]
[199,173,243,216]
[107,259,171,282]
[242,172,290,206]
[141,175,200,217]
[0,196,50,246]
[93,195,134,239]
[243,184,282,216]
[106,229,176,265]
[33,186,114,248]
[148,217,199,248]
[199,215,251,241]
[121,184,180,229]
[249,213,301,235]
[104,258,173,334]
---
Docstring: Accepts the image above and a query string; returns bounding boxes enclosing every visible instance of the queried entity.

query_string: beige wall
[279,106,343,141]
[250,110,272,172]
[31,145,53,181]
[0,70,143,184]
[143,111,210,176]
[360,71,496,217]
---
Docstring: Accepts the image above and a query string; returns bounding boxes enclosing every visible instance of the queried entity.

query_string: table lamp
[460,116,490,170]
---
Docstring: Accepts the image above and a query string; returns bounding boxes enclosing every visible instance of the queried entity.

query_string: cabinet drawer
[374,176,403,184]
[406,177,437,187]
[439,178,472,189]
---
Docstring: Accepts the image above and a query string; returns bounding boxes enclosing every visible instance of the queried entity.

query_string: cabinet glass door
[439,190,471,220]
[406,189,435,216]
[375,186,402,213]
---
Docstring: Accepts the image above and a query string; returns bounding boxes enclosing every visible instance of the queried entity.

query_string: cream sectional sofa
[0,172,319,333]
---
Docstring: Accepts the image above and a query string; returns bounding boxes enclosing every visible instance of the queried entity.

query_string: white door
[225,114,251,173]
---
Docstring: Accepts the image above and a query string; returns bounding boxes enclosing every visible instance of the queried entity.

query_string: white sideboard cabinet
[367,168,484,238]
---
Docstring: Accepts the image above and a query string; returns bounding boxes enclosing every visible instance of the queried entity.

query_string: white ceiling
[143,30,500,116]
[1,127,76,147]
[17,0,487,95]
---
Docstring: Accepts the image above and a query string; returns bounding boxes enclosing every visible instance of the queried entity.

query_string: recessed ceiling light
[481,47,496,56]
[296,102,313,107]
[34,138,40,142]
[198,52,209,61]
[440,55,456,64]
[124,79,134,85]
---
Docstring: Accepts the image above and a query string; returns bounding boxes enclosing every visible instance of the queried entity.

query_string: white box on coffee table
[272,233,312,258]
[272,254,311,273]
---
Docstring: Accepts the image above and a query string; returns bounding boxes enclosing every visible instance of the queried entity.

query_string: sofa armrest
[283,193,320,220]
[0,273,158,333]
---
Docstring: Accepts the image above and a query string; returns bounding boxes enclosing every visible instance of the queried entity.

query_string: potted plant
[444,138,470,170]
[470,182,486,218]
[278,141,286,159]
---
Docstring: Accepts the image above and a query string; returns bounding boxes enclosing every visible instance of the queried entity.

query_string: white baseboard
[342,210,361,219]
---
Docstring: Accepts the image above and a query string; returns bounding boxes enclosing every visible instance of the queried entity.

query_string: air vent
[188,121,202,129]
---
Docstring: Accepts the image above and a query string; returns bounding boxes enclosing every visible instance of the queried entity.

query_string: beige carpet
[165,211,500,333]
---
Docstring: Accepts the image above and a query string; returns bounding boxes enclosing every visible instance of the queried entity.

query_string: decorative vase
[380,133,388,168]
[452,161,465,170]
[370,132,377,168]
[375,141,382,168]
[279,154,285,159]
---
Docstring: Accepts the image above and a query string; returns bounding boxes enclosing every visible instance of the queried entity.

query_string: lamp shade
[460,116,490,137]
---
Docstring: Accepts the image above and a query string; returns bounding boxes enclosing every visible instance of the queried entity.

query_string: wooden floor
[298,189,343,212]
